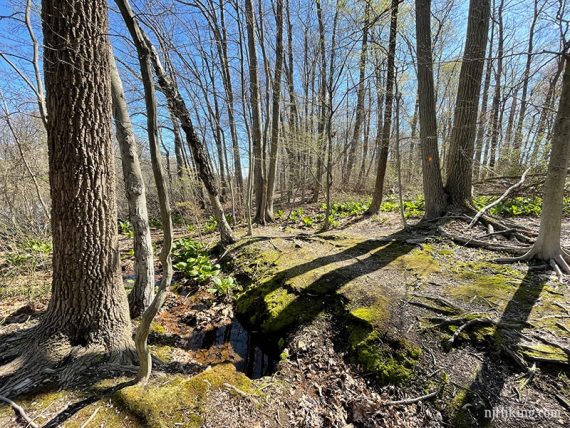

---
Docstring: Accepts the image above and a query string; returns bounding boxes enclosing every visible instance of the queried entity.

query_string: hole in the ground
[186,320,277,379]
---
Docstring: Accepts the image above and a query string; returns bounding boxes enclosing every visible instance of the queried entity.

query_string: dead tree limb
[469,167,531,228]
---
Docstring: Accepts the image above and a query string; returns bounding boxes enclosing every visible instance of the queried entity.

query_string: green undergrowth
[473,195,570,217]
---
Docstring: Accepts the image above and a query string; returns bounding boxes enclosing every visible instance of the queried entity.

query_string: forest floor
[0,201,569,427]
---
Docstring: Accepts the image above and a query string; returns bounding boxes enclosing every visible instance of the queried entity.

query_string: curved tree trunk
[415,0,447,218]
[444,0,491,205]
[110,53,155,319]
[39,0,132,351]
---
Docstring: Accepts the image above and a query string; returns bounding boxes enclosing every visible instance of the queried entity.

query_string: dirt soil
[0,212,569,427]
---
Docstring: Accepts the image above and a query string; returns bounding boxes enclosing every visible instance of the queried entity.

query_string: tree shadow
[456,269,552,425]
[237,228,418,335]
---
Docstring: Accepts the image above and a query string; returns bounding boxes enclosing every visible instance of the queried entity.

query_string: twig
[445,318,496,350]
[377,389,439,408]
[224,383,260,404]
[468,167,531,228]
[80,406,100,428]
[0,395,39,428]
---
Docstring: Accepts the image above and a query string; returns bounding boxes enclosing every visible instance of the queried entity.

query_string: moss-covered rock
[347,319,421,385]
[115,363,260,428]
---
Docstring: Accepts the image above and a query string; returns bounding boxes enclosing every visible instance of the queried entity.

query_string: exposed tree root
[495,247,570,280]
[0,329,136,398]
[377,389,439,408]
[438,226,528,254]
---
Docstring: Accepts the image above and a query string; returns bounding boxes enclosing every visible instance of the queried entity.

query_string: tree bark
[345,1,371,184]
[415,0,447,218]
[245,0,267,224]
[530,54,570,261]
[110,53,155,319]
[312,0,328,203]
[513,0,540,156]
[39,0,132,351]
[368,0,399,215]
[265,0,284,220]
[487,0,504,170]
[444,0,491,205]
[474,20,495,179]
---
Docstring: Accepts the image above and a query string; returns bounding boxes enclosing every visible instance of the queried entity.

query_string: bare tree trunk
[357,85,371,189]
[265,0,284,220]
[115,0,176,383]
[444,0,491,205]
[368,0,399,215]
[345,1,371,185]
[502,55,570,274]
[487,0,504,170]
[531,56,565,163]
[312,0,328,203]
[219,1,245,195]
[532,55,570,261]
[116,0,236,245]
[474,20,495,179]
[39,0,132,353]
[245,0,268,225]
[415,0,447,218]
[513,0,541,157]
[110,53,155,319]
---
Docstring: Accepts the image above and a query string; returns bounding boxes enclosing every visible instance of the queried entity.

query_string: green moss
[349,298,389,327]
[346,306,421,385]
[349,328,421,385]
[115,363,259,428]
[394,246,440,277]
[150,321,167,335]
[150,344,177,363]
[0,390,67,426]
[519,342,569,363]
[448,388,472,428]
[65,398,140,427]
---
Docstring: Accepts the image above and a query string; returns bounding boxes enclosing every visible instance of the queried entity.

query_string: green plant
[275,209,285,220]
[207,276,240,299]
[173,238,220,282]
[149,218,162,228]
[473,195,543,217]
[118,220,134,238]
[301,216,314,228]
[24,239,52,254]
[203,216,218,233]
